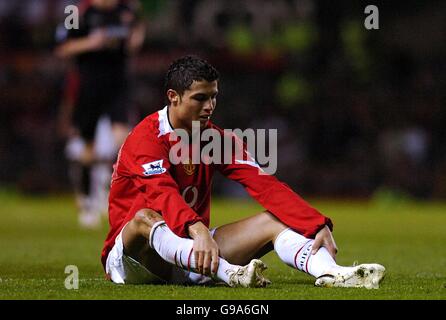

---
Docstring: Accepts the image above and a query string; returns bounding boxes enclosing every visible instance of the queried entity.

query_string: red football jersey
[101,106,333,267]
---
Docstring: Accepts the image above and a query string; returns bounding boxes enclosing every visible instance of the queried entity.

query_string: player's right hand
[311,225,338,260]
[88,28,108,50]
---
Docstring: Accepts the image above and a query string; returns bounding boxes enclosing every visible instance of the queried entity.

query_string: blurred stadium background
[1,0,445,201]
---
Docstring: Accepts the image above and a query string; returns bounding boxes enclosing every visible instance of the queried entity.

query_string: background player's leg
[111,122,130,151]
[69,87,102,228]
[76,141,101,228]
[65,134,100,229]
[91,116,115,216]
[108,78,130,153]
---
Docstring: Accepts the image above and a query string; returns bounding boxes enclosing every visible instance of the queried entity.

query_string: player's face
[169,80,218,132]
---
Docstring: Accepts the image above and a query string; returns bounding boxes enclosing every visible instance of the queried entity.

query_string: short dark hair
[164,55,219,96]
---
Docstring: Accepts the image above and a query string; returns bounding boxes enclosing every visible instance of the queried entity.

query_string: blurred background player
[54,0,146,228]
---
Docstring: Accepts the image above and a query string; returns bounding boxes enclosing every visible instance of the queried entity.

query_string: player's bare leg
[120,208,270,287]
[121,208,175,280]
[213,211,287,265]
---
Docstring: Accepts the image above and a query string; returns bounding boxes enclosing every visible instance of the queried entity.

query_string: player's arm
[216,131,333,239]
[54,14,110,59]
[122,158,203,238]
[117,0,146,55]
[119,134,219,274]
[127,8,146,54]
[54,29,108,58]
[218,158,337,258]
[117,129,202,236]
[127,21,146,55]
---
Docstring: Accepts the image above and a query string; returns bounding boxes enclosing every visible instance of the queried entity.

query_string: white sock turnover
[148,221,238,284]
[274,228,348,278]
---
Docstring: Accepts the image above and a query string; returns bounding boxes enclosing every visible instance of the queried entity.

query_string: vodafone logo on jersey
[142,160,167,176]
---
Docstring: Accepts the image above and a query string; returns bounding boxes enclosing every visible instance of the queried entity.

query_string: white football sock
[274,228,349,278]
[148,221,237,284]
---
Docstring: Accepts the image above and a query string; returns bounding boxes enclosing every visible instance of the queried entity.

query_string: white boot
[226,259,271,288]
[315,263,386,289]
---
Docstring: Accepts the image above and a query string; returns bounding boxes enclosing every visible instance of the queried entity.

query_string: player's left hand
[188,221,220,276]
[311,225,338,260]
[192,234,220,276]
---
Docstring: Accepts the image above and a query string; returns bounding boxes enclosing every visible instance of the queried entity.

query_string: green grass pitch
[0,190,445,300]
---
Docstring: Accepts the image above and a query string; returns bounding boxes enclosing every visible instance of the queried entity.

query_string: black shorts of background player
[55,0,145,228]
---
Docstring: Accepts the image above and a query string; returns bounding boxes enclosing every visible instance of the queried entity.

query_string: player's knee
[259,211,287,236]
[133,209,163,229]
[259,211,279,224]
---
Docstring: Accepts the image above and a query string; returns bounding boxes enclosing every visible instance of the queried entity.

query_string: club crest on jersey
[142,160,166,176]
[183,158,196,176]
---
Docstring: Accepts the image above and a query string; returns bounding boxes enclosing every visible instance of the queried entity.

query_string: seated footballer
[101,55,385,288]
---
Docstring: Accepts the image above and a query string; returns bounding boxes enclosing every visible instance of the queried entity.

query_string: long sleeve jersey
[101,106,333,267]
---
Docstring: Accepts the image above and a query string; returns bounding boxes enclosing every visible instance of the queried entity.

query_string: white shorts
[105,225,164,284]
[105,224,217,285]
